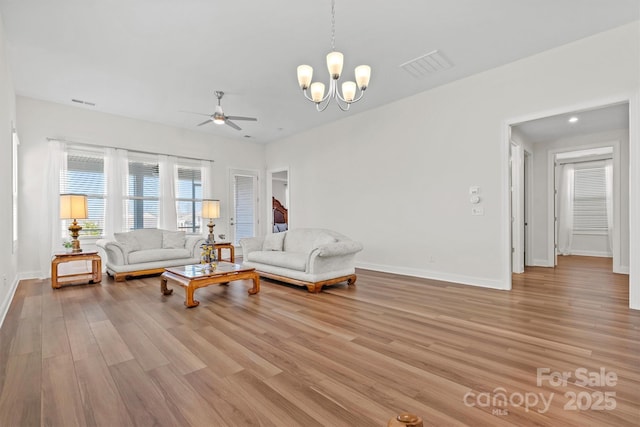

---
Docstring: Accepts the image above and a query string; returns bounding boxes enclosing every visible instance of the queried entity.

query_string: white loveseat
[97,229,205,281]
[239,228,363,293]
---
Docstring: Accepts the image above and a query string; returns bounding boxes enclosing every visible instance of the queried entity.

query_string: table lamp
[60,193,88,253]
[202,199,220,244]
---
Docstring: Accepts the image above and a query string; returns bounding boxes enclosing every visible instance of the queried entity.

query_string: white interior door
[229,170,258,246]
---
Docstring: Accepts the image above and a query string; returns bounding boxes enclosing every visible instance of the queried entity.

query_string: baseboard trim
[568,250,612,258]
[18,270,45,280]
[355,261,508,290]
[0,276,20,328]
[614,265,630,274]
[532,259,554,267]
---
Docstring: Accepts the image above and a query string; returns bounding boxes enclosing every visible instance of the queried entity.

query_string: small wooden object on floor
[51,251,102,289]
[160,262,259,308]
[214,242,235,263]
[388,413,423,427]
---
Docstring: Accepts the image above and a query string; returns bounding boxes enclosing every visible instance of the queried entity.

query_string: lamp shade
[326,51,344,78]
[202,199,220,219]
[297,65,313,89]
[60,194,88,220]
[355,65,371,89]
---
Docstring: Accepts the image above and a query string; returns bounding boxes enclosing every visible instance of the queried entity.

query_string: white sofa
[97,229,205,281]
[240,228,363,293]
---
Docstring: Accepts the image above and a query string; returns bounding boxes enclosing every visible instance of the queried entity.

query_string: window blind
[60,150,106,237]
[126,156,160,230]
[176,165,203,233]
[234,175,255,245]
[573,166,607,232]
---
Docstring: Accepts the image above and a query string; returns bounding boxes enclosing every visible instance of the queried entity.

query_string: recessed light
[568,116,579,123]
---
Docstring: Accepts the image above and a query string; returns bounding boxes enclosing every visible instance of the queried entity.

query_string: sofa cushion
[283,229,337,254]
[263,233,285,251]
[128,248,191,264]
[247,251,307,272]
[131,229,164,250]
[114,232,141,252]
[163,230,186,249]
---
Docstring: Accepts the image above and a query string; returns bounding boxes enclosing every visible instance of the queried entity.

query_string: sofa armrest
[96,239,128,266]
[307,240,363,274]
[185,235,206,257]
[316,241,363,257]
[239,236,265,256]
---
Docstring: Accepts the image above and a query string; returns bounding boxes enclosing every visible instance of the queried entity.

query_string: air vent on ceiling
[399,50,453,78]
[71,98,96,106]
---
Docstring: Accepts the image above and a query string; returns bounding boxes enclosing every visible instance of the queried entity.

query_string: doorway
[502,96,638,309]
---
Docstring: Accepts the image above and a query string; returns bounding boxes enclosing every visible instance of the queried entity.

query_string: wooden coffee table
[160,262,259,308]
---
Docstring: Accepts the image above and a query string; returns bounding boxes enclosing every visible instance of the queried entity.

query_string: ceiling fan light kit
[194,91,257,131]
[296,0,371,112]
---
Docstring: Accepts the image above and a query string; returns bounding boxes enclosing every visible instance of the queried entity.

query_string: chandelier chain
[330,0,336,50]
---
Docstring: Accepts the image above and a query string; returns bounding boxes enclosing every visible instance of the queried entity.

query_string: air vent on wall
[71,98,96,106]
[399,50,453,78]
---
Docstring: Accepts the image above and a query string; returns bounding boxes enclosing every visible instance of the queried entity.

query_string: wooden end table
[160,262,259,308]
[51,251,102,289]
[214,242,235,263]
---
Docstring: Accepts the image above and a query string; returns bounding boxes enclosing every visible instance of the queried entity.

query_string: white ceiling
[513,102,630,144]
[1,0,638,143]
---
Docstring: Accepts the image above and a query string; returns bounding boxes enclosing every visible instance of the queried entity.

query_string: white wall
[16,96,265,277]
[529,129,629,267]
[0,12,18,324]
[265,22,640,291]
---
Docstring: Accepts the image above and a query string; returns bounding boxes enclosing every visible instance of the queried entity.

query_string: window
[573,166,607,233]
[176,163,203,233]
[60,149,106,237]
[126,155,159,230]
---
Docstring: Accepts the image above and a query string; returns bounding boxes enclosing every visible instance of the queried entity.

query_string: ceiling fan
[191,91,258,131]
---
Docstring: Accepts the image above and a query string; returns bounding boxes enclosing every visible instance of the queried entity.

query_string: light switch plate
[469,186,479,195]
[472,207,484,216]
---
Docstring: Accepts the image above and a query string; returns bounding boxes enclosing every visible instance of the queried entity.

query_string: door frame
[501,93,639,309]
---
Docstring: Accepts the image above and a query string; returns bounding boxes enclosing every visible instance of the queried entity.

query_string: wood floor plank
[109,359,186,426]
[0,256,638,426]
[89,319,134,366]
[41,353,87,427]
[74,355,135,427]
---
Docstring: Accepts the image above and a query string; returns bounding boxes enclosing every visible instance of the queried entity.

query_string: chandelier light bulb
[355,65,371,89]
[342,81,356,102]
[297,65,313,89]
[326,51,344,79]
[310,82,325,102]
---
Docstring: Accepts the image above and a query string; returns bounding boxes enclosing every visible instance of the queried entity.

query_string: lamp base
[69,220,83,253]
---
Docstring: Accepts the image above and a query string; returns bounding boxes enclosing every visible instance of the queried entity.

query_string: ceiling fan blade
[197,119,213,126]
[180,110,212,117]
[225,120,242,131]
[226,116,257,122]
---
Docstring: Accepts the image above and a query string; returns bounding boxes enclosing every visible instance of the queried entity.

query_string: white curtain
[40,140,66,278]
[604,159,614,252]
[201,160,214,199]
[104,148,128,238]
[557,163,575,256]
[158,155,177,230]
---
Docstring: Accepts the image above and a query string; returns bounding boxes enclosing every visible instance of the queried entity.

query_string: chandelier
[296,0,371,112]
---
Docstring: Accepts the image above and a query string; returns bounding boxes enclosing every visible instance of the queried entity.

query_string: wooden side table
[214,242,235,263]
[51,251,102,289]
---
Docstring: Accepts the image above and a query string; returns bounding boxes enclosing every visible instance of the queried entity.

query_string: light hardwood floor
[0,256,638,426]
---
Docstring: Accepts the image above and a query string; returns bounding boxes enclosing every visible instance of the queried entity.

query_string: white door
[229,170,258,246]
